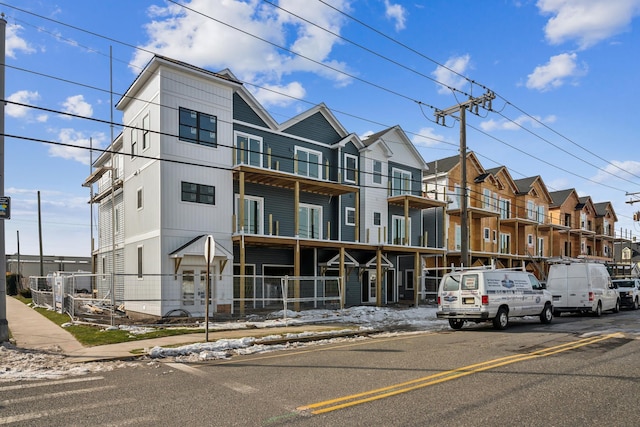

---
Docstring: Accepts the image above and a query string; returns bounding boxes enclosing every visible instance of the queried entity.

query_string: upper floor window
[137,188,143,210]
[483,189,492,210]
[236,195,263,234]
[580,212,587,229]
[391,168,412,196]
[142,114,150,151]
[181,181,215,205]
[295,147,322,179]
[179,107,217,147]
[373,160,382,184]
[537,205,545,223]
[527,200,536,220]
[499,198,511,219]
[344,154,358,183]
[299,204,322,239]
[235,132,262,167]
[130,126,138,159]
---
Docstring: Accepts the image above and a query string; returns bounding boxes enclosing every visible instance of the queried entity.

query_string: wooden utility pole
[435,91,495,268]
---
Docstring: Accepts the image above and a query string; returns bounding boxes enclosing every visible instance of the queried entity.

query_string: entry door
[365,269,377,303]
[182,267,215,316]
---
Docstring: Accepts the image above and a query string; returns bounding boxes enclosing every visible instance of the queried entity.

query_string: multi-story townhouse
[592,202,617,260]
[85,55,449,319]
[548,190,606,259]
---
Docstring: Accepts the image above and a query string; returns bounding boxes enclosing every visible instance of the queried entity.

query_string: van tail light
[437,296,441,305]
[482,295,489,305]
[588,292,594,302]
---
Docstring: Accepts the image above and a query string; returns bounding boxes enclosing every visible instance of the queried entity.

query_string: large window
[295,147,322,179]
[527,200,536,220]
[299,204,322,239]
[499,198,511,219]
[392,215,410,245]
[236,195,263,234]
[537,205,545,223]
[392,168,412,196]
[344,154,358,183]
[235,132,262,167]
[373,160,382,184]
[181,181,215,205]
[179,107,217,147]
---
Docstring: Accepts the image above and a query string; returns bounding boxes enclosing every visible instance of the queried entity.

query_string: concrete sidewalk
[4,296,360,363]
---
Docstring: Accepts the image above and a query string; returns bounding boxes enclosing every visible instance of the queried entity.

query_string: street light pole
[0,15,9,342]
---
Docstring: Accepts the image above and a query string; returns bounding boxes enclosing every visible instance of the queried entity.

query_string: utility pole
[0,14,8,342]
[435,90,495,268]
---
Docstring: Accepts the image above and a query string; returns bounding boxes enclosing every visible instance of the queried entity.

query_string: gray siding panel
[282,112,342,144]
[233,93,268,127]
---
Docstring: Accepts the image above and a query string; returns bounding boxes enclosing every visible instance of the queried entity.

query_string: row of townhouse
[84,55,629,320]
[422,152,623,273]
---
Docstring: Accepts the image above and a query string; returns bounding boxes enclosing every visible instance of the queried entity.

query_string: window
[373,212,381,226]
[580,212,587,229]
[115,208,120,234]
[455,224,461,251]
[483,189,492,210]
[236,195,263,234]
[392,215,410,245]
[492,230,497,243]
[373,160,382,184]
[527,234,533,246]
[181,181,215,205]
[537,237,544,257]
[179,107,217,147]
[500,233,510,254]
[299,204,322,239]
[537,205,545,223]
[142,114,150,151]
[392,168,412,196]
[344,154,358,183]
[484,227,490,242]
[235,132,262,167]
[182,270,194,306]
[101,256,106,278]
[527,200,535,220]
[137,246,143,279]
[295,147,322,179]
[137,188,143,210]
[345,207,356,226]
[130,126,138,158]
[405,270,414,290]
[499,198,511,219]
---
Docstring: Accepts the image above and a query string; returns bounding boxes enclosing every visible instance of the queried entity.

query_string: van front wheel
[540,305,553,324]
[493,308,509,330]
[449,319,464,330]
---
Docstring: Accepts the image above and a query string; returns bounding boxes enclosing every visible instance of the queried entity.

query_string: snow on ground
[1,306,447,382]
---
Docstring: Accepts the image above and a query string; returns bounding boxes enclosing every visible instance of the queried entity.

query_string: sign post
[204,235,215,342]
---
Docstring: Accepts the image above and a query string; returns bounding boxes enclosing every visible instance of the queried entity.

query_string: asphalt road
[2,309,640,426]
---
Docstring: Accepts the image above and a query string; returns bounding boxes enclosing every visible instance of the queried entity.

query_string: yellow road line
[298,333,621,415]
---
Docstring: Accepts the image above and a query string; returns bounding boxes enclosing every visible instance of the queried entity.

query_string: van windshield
[442,275,460,291]
[614,280,635,288]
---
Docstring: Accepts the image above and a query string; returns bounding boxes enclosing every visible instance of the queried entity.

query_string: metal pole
[38,191,43,275]
[0,14,8,342]
[460,106,469,268]
[205,246,210,343]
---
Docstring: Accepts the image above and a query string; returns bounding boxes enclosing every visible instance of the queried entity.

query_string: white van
[436,268,553,330]
[546,261,619,316]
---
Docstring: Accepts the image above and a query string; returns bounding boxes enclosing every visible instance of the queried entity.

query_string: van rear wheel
[493,308,509,330]
[540,304,553,324]
[448,319,464,330]
[633,298,639,310]
[593,302,602,317]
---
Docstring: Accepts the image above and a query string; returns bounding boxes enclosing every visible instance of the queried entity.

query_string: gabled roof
[485,166,519,194]
[116,55,243,111]
[513,175,553,203]
[514,177,537,195]
[594,201,618,221]
[278,103,349,139]
[425,151,484,177]
[548,189,577,208]
[362,125,428,170]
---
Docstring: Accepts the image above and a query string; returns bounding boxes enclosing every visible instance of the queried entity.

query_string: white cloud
[591,160,640,184]
[432,54,471,95]
[537,0,640,49]
[6,23,35,58]
[252,81,306,107]
[49,129,107,165]
[480,114,557,131]
[526,53,586,91]
[60,95,93,119]
[384,0,407,31]
[411,127,448,147]
[6,90,41,119]
[129,0,352,104]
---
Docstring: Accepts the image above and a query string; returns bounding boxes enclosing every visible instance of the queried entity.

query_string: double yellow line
[297,333,622,415]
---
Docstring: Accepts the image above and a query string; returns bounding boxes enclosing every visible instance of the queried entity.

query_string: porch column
[376,248,382,307]
[404,197,409,245]
[414,251,420,307]
[339,247,345,309]
[239,171,245,315]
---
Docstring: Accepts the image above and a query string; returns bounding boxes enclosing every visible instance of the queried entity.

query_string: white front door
[182,267,215,316]
[367,269,377,303]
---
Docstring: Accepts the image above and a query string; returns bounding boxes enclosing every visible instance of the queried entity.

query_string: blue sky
[4,0,640,256]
